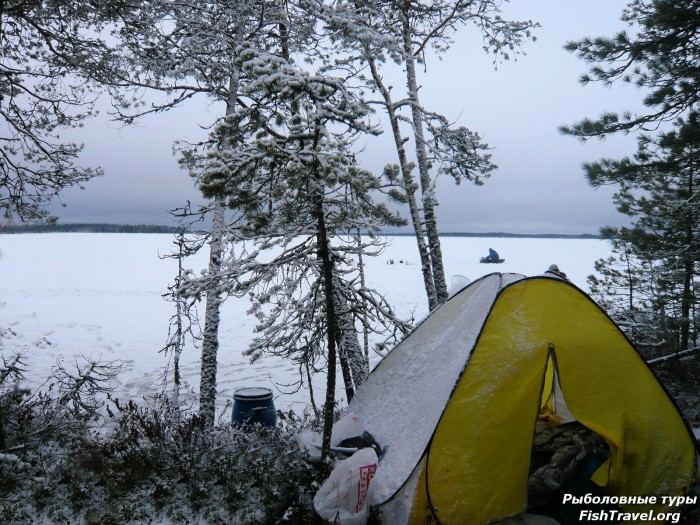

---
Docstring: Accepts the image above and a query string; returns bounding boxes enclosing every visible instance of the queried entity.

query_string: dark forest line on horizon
[1,223,601,239]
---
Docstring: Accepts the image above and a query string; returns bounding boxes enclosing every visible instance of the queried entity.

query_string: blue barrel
[232,387,277,428]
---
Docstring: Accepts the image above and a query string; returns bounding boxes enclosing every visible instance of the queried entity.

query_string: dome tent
[336,273,697,524]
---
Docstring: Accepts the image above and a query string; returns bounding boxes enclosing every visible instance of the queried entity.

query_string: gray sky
[51,0,641,234]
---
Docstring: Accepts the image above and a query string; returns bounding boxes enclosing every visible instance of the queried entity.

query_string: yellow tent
[344,273,697,525]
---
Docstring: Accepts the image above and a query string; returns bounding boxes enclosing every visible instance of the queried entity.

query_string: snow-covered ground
[0,233,612,417]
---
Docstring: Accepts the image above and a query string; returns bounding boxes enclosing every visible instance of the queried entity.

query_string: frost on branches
[316,0,536,308]
[0,2,132,223]
[112,0,318,427]
[180,47,411,458]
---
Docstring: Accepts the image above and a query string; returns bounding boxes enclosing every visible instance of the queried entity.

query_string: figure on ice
[481,247,504,264]
[545,264,568,280]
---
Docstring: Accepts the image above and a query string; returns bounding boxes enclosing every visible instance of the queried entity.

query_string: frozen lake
[0,233,611,417]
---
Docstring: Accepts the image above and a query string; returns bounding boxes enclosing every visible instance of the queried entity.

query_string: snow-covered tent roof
[344,272,697,524]
[349,273,525,502]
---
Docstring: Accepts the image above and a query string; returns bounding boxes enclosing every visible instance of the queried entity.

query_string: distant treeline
[442,232,600,239]
[1,224,600,238]
[1,223,187,234]
[392,231,601,239]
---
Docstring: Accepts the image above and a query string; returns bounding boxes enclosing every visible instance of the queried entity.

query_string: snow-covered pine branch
[0,1,136,222]
[51,355,122,419]
[185,42,409,455]
[313,0,536,309]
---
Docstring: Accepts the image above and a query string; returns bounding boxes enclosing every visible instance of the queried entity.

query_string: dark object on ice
[480,256,505,263]
[545,264,568,280]
[338,431,385,459]
[481,248,505,264]
[232,387,277,428]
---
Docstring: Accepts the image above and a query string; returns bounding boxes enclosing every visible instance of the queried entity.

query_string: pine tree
[112,0,307,427]
[584,113,700,353]
[562,0,700,139]
[317,0,535,308]
[188,47,410,458]
[564,0,700,357]
[0,1,131,222]
[587,230,666,354]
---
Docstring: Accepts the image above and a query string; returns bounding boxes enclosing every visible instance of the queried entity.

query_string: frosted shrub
[0,380,324,524]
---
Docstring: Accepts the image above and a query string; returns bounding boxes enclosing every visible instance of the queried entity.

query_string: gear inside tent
[320,273,698,525]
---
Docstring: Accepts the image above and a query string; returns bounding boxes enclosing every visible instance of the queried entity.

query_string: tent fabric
[351,273,525,503]
[406,276,696,524]
[343,273,696,525]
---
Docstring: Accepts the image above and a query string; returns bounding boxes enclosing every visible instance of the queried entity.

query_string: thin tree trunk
[356,230,370,362]
[173,234,185,403]
[333,276,369,398]
[301,103,340,462]
[335,323,355,402]
[331,278,356,401]
[318,204,339,463]
[0,405,5,450]
[199,68,240,427]
[401,7,448,305]
[680,167,694,351]
[305,357,320,418]
[199,199,225,427]
[623,242,635,312]
[367,55,438,310]
[681,259,692,351]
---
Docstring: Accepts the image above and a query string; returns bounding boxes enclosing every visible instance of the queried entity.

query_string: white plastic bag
[331,412,365,446]
[314,447,379,525]
[296,429,323,462]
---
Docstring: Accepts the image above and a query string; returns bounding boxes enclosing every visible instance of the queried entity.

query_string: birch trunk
[199,68,240,427]
[367,56,438,310]
[199,199,225,427]
[401,8,449,305]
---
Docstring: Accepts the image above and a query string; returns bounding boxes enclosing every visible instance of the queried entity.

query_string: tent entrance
[537,344,574,427]
[527,344,615,522]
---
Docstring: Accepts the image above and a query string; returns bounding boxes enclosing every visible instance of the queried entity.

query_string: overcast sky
[50,0,642,234]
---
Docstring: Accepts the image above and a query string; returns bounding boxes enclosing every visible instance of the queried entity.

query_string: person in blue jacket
[485,248,500,263]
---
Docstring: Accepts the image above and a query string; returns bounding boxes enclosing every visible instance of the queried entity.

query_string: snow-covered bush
[0,370,325,525]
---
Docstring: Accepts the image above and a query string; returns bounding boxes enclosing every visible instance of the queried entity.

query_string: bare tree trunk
[333,276,369,400]
[680,167,694,351]
[199,199,225,427]
[305,357,320,418]
[335,324,355,402]
[681,258,692,351]
[318,203,339,463]
[356,230,370,362]
[198,66,241,426]
[367,56,438,310]
[401,8,448,305]
[172,233,186,404]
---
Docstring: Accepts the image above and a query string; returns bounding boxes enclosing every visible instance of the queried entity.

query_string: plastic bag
[331,412,365,446]
[314,447,379,525]
[296,429,323,462]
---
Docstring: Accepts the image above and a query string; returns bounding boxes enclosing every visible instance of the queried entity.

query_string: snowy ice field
[0,233,613,418]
